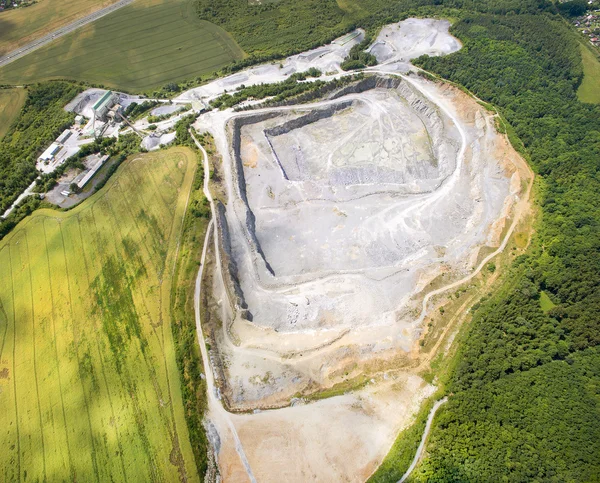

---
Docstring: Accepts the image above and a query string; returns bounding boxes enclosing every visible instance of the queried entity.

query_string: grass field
[0,0,119,55]
[0,0,245,92]
[577,43,600,104]
[0,147,201,481]
[539,290,556,313]
[0,88,26,139]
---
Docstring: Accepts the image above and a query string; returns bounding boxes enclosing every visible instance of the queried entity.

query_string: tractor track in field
[0,0,133,69]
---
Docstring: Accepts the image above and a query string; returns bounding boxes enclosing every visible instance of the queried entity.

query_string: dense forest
[405,10,600,482]
[0,82,81,214]
[195,0,349,56]
[194,0,557,61]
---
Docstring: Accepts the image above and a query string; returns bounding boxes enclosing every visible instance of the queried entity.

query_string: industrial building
[56,129,72,144]
[39,143,61,162]
[92,90,118,122]
[75,154,109,189]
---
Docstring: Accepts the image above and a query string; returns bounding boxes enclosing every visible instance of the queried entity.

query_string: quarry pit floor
[189,19,533,482]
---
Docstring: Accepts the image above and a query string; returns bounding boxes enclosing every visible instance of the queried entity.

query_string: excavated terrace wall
[218,75,460,342]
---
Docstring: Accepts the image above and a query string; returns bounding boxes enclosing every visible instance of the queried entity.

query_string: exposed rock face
[207,75,518,411]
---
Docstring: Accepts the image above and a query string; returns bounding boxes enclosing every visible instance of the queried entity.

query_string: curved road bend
[0,0,133,68]
[399,397,448,483]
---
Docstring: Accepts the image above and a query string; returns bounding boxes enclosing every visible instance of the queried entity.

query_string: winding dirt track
[398,397,448,483]
[191,131,257,483]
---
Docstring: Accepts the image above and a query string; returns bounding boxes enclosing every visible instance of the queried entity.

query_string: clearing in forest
[577,43,600,104]
[0,0,245,92]
[0,147,199,481]
[0,87,26,139]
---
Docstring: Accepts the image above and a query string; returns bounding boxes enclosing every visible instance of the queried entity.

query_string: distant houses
[572,10,600,47]
[0,0,33,11]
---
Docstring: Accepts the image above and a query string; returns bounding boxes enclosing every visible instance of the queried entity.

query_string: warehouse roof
[39,143,61,161]
[92,91,113,111]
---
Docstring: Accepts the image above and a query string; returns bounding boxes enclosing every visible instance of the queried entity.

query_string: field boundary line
[85,209,129,480]
[160,149,199,480]
[58,221,101,482]
[8,243,21,481]
[24,231,47,482]
[0,283,8,359]
[42,218,75,479]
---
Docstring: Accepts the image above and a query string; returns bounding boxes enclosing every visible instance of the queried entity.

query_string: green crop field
[0,147,201,481]
[0,0,118,55]
[0,88,26,139]
[577,43,600,104]
[0,0,245,92]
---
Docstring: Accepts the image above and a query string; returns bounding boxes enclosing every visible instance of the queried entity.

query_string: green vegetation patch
[210,68,322,108]
[413,350,600,482]
[0,0,245,92]
[195,0,351,56]
[0,81,81,214]
[577,43,600,104]
[539,290,556,313]
[0,147,201,481]
[369,398,436,482]
[340,36,377,70]
[0,87,27,139]
[170,136,211,474]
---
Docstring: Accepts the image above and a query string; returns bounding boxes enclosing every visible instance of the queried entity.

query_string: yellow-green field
[0,0,245,92]
[0,0,118,55]
[0,88,26,139]
[577,44,600,104]
[540,290,556,313]
[0,147,200,481]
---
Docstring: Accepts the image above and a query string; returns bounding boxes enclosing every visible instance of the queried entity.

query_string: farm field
[0,0,122,55]
[0,88,26,139]
[577,43,600,104]
[0,0,120,55]
[0,147,200,481]
[0,0,245,92]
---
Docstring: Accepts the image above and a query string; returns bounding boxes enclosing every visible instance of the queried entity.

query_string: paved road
[399,397,448,483]
[0,0,133,69]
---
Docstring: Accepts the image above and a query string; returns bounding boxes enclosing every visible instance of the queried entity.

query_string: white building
[39,143,61,162]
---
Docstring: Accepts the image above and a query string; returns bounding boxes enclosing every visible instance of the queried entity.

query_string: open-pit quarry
[191,19,532,483]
